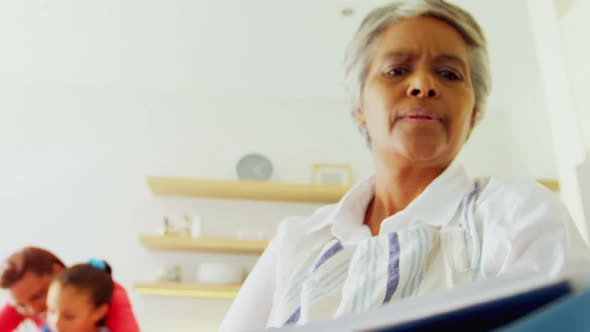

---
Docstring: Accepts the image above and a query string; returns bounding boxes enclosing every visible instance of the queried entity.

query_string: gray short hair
[344,0,491,140]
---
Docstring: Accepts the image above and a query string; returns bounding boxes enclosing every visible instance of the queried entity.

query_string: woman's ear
[52,263,63,276]
[466,106,478,141]
[354,108,366,126]
[470,107,478,129]
[90,304,109,324]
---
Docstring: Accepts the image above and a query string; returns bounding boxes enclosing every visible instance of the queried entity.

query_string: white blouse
[219,165,585,332]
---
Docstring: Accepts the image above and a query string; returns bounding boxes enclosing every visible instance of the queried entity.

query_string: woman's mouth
[395,108,445,123]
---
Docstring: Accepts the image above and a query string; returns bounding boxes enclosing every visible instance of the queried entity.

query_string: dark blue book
[281,272,584,332]
[375,280,571,332]
[495,287,590,332]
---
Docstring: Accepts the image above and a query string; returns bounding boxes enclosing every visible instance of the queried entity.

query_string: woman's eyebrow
[381,51,467,69]
[434,53,468,71]
[382,51,415,62]
[28,288,44,301]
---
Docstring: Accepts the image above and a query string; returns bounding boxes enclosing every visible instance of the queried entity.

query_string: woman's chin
[388,142,447,164]
[404,150,443,163]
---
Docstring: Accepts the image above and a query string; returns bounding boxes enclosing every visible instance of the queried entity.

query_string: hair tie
[87,258,107,271]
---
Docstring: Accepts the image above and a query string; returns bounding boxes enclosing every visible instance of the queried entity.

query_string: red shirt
[0,282,140,332]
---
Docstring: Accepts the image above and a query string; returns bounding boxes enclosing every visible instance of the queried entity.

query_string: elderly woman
[220,0,582,330]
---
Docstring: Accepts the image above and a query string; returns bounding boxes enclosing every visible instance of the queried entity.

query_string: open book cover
[269,271,589,332]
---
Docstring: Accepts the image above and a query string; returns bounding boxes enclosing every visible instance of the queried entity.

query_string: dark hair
[55,261,114,309]
[0,247,66,289]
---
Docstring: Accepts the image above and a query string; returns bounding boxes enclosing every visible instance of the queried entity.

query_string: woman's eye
[439,69,462,81]
[386,67,410,76]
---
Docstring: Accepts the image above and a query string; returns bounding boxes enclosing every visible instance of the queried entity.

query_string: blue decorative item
[88,258,107,271]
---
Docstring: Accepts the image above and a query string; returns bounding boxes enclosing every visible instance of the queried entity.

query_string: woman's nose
[55,316,67,332]
[406,71,439,98]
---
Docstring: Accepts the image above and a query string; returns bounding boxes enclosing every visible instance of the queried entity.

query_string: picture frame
[311,163,353,187]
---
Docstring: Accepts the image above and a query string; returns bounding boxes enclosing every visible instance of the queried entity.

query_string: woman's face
[9,271,57,317]
[46,283,108,332]
[357,16,476,167]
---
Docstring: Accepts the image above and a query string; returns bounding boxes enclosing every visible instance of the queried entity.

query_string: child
[41,259,114,332]
[1,247,139,332]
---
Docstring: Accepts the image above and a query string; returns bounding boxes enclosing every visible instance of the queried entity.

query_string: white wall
[0,1,560,331]
[0,86,370,331]
[525,0,589,242]
[558,0,590,150]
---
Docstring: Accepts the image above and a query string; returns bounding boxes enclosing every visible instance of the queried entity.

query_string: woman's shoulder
[475,176,569,226]
[105,280,140,332]
[478,177,561,206]
[111,281,131,300]
[271,203,339,259]
[275,203,339,238]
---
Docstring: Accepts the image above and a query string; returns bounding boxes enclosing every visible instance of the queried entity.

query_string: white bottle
[191,215,202,238]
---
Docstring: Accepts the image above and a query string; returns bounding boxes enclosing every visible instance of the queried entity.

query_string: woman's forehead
[373,16,470,61]
[10,272,50,300]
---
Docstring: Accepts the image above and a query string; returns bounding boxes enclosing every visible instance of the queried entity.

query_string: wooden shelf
[147,177,559,205]
[537,179,560,192]
[139,235,268,255]
[134,282,240,299]
[147,177,350,203]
